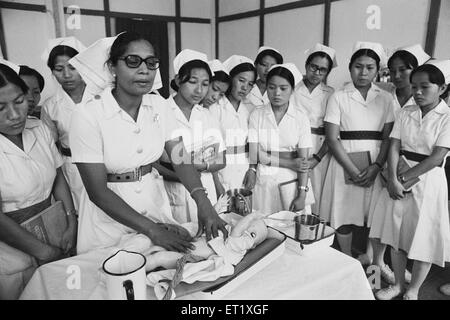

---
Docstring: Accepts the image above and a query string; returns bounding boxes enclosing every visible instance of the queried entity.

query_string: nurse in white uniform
[377,44,430,117]
[246,46,283,110]
[374,61,450,300]
[41,37,90,212]
[70,33,227,254]
[321,42,395,260]
[367,44,430,283]
[248,63,314,215]
[157,49,226,224]
[0,63,77,299]
[209,56,257,192]
[292,43,337,215]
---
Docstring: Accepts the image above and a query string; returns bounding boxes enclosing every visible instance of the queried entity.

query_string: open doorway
[115,18,170,98]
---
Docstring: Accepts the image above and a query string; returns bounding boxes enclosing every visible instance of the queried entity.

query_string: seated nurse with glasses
[69,32,227,254]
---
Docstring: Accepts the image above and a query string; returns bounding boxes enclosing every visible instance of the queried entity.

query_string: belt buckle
[134,167,142,182]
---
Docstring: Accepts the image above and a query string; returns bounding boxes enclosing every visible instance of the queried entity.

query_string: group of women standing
[0,31,449,300]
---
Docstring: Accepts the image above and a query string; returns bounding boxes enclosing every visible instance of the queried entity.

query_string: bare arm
[165,138,228,240]
[401,146,449,181]
[290,147,309,211]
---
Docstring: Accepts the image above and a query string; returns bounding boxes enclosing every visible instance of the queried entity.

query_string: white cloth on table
[369,101,450,266]
[320,82,395,229]
[249,102,314,215]
[161,95,225,224]
[40,85,92,211]
[292,80,334,214]
[0,120,63,299]
[69,87,180,254]
[209,97,251,190]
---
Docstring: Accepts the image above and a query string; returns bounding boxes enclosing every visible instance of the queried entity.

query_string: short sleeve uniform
[41,85,93,210]
[161,95,225,224]
[292,80,334,213]
[69,88,179,254]
[0,120,62,299]
[249,102,314,215]
[370,101,450,266]
[209,97,250,190]
[320,83,395,229]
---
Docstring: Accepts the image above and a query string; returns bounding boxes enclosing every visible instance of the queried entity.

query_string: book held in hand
[20,201,68,248]
[379,155,420,191]
[344,151,372,185]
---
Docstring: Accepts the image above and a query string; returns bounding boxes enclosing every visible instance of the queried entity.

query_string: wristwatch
[298,185,309,192]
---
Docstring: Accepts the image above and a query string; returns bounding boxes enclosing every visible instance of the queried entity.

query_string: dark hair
[306,51,333,74]
[255,49,283,65]
[108,31,156,66]
[170,59,212,92]
[410,64,446,87]
[212,70,231,86]
[349,49,380,71]
[387,50,418,70]
[19,65,45,92]
[47,45,79,70]
[229,63,256,79]
[0,64,29,94]
[267,66,295,88]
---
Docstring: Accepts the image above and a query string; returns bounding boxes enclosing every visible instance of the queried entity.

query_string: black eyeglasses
[119,55,160,70]
[308,64,329,75]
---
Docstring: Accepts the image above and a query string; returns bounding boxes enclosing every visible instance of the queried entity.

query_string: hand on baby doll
[145,212,268,272]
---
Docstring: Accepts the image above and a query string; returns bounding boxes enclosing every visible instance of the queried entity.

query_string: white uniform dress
[370,101,450,267]
[209,97,251,190]
[69,89,180,254]
[245,85,268,112]
[249,102,314,215]
[376,82,415,118]
[0,120,63,299]
[292,80,334,214]
[41,85,92,211]
[161,96,225,224]
[320,83,395,229]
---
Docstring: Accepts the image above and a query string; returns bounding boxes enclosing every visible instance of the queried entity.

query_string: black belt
[4,196,52,224]
[226,144,249,155]
[107,163,153,182]
[311,127,325,136]
[400,150,428,163]
[266,150,298,159]
[339,131,383,140]
[159,161,174,172]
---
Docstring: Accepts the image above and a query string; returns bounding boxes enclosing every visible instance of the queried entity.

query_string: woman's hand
[60,218,77,255]
[290,158,310,173]
[357,164,380,188]
[38,245,63,265]
[289,194,306,212]
[147,223,195,253]
[387,178,405,200]
[307,156,320,171]
[196,199,228,241]
[242,169,257,190]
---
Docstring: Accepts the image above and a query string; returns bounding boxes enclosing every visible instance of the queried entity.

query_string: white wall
[218,0,259,16]
[63,0,104,10]
[64,14,106,47]
[434,0,450,60]
[264,5,324,74]
[1,8,56,101]
[218,17,259,61]
[109,0,175,16]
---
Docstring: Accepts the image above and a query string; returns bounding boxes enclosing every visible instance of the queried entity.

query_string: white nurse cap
[208,59,228,75]
[425,60,450,85]
[396,44,430,66]
[41,36,87,62]
[223,55,254,75]
[352,41,387,68]
[0,58,20,74]
[268,63,303,87]
[69,34,163,94]
[255,46,283,64]
[173,49,209,75]
[305,43,338,68]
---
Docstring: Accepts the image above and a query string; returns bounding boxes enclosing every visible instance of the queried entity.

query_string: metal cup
[294,214,322,243]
